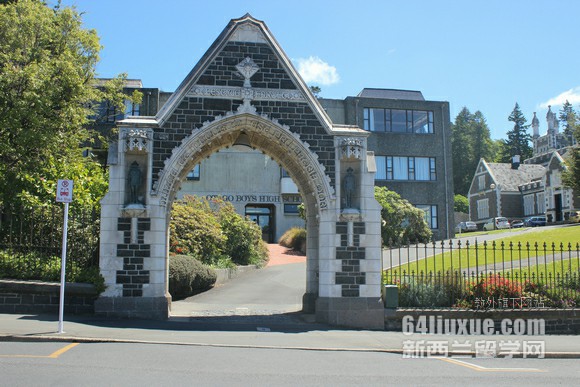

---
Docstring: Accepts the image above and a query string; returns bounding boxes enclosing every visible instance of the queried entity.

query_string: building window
[105,101,118,123]
[478,175,486,191]
[523,194,534,216]
[363,108,433,133]
[417,205,438,229]
[477,198,489,219]
[284,203,300,215]
[536,192,545,213]
[124,100,140,117]
[186,164,200,180]
[375,156,436,181]
[281,168,291,178]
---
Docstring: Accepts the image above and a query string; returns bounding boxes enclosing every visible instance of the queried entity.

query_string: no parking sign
[56,179,73,334]
[56,179,74,203]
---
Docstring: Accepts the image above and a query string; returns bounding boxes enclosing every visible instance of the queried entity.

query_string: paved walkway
[266,243,306,267]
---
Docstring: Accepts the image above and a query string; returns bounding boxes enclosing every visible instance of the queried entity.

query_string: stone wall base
[316,297,384,329]
[302,292,317,314]
[0,279,97,315]
[385,308,580,334]
[94,295,170,320]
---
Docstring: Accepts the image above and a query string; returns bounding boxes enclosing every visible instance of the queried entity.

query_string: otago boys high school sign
[96,14,384,329]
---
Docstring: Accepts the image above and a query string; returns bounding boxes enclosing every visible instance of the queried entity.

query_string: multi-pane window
[124,100,140,117]
[536,192,545,213]
[417,205,438,229]
[523,194,535,215]
[375,156,436,181]
[284,203,300,214]
[363,108,433,133]
[478,175,486,191]
[477,198,489,219]
[186,164,200,180]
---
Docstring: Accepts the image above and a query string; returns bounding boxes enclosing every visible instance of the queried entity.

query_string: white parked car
[483,217,510,231]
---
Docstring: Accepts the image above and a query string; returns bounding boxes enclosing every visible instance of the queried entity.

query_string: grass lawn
[385,226,580,276]
[500,257,579,279]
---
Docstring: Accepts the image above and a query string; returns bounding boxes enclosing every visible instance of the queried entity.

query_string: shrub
[278,227,306,253]
[169,196,226,265]
[472,274,523,303]
[398,280,450,307]
[374,186,432,247]
[168,254,216,299]
[214,199,269,266]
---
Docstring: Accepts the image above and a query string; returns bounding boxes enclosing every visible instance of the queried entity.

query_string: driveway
[171,244,306,319]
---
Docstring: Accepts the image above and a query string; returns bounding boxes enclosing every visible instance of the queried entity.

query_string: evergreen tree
[558,100,579,146]
[502,103,532,162]
[562,116,580,193]
[451,107,495,195]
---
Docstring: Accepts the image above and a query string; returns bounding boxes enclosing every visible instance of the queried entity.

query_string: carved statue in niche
[342,167,356,209]
[128,161,142,204]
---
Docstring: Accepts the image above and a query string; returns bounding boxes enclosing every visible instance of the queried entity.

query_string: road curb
[1,334,580,358]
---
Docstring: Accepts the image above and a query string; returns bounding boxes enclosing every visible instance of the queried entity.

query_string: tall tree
[558,100,579,146]
[451,107,495,195]
[501,103,532,162]
[562,114,580,193]
[0,0,127,208]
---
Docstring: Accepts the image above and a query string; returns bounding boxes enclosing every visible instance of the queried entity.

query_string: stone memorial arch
[95,14,384,328]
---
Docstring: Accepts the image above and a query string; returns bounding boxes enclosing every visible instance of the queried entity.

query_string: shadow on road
[16,312,333,334]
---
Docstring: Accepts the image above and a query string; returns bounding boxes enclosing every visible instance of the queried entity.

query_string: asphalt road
[1,341,578,386]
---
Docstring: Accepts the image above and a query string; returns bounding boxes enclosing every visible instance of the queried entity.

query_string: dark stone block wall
[115,218,151,297]
[335,222,367,297]
[0,280,97,315]
[152,41,336,190]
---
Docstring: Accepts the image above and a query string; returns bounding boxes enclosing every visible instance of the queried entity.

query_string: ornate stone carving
[187,85,305,102]
[123,128,152,153]
[153,112,333,210]
[340,137,363,160]
[236,57,260,87]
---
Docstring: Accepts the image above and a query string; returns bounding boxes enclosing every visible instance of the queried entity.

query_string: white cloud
[295,56,340,86]
[539,86,580,109]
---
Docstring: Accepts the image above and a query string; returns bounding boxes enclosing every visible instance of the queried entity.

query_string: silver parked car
[483,217,510,231]
[455,221,477,233]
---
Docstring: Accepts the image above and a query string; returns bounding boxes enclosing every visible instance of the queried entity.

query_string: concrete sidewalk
[1,313,579,358]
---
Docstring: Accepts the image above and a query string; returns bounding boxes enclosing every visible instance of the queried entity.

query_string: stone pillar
[315,139,384,329]
[95,127,170,319]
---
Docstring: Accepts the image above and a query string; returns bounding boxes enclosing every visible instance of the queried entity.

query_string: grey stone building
[468,108,579,226]
[319,88,454,240]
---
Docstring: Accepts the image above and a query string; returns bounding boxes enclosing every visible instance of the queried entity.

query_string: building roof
[357,88,425,101]
[487,163,546,192]
[93,78,143,88]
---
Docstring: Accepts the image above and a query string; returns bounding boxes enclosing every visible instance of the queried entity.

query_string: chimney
[511,155,520,169]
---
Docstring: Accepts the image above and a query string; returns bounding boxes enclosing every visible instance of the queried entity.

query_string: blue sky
[59,0,580,140]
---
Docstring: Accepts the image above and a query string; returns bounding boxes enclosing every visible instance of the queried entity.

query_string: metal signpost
[56,179,73,334]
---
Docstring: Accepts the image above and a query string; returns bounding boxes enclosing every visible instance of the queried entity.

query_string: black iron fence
[383,239,580,309]
[0,204,100,281]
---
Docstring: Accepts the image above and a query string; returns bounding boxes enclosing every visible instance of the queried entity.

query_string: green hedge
[0,250,105,293]
[168,254,217,299]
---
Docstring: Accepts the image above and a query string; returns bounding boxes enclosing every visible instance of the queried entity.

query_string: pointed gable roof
[486,162,546,192]
[154,14,336,132]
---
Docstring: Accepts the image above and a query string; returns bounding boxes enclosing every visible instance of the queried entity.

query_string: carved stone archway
[95,14,384,329]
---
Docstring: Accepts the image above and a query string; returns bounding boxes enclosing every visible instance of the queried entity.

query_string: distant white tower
[532,112,539,138]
